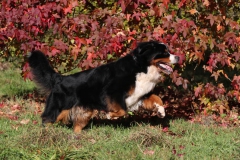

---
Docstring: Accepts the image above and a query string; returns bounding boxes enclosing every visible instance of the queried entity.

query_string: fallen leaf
[172,147,176,154]
[178,154,184,157]
[89,139,96,144]
[162,127,169,132]
[7,115,18,120]
[0,102,4,108]
[20,119,30,125]
[32,120,38,125]
[11,104,21,111]
[143,150,155,155]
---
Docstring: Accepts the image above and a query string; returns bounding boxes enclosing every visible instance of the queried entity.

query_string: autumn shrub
[0,0,239,114]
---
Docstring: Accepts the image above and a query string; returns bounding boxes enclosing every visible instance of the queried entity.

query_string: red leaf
[118,0,126,12]
[71,46,81,61]
[87,52,96,60]
[63,5,73,15]
[171,33,178,42]
[23,71,33,80]
[143,150,155,155]
[194,85,203,97]
[0,102,4,108]
[206,14,215,26]
[188,9,198,15]
[126,14,131,21]
[162,127,169,132]
[183,79,189,89]
[176,77,183,86]
[86,38,92,45]
[32,120,38,125]
[91,21,99,31]
[165,15,172,21]
[71,0,78,8]
[81,59,94,69]
[211,71,219,81]
[132,12,142,21]
[163,0,170,9]
[7,115,18,120]
[171,70,179,83]
[11,104,21,111]
[75,37,86,48]
[172,147,176,155]
[179,0,187,8]
[53,39,68,51]
[203,0,210,6]
[50,47,61,56]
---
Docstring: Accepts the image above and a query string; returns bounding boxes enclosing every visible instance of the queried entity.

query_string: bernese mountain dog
[28,41,179,133]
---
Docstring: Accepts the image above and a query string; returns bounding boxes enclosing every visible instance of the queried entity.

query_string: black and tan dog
[28,41,179,133]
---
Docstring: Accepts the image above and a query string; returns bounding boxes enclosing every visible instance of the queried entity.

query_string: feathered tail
[28,50,58,93]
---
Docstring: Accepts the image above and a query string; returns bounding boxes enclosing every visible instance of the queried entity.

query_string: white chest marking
[126,65,161,110]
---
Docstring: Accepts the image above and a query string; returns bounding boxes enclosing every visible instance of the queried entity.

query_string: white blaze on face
[126,65,161,109]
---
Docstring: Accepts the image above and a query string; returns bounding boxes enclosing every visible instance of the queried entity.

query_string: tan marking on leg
[56,110,70,124]
[56,107,98,133]
[106,96,126,119]
[71,107,96,133]
[142,94,163,111]
[108,109,126,119]
[142,94,165,118]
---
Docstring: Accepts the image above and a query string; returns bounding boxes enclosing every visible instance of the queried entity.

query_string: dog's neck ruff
[126,65,161,110]
[131,54,144,69]
[132,55,137,62]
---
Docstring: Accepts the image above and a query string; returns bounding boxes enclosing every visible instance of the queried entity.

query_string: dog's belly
[125,65,161,110]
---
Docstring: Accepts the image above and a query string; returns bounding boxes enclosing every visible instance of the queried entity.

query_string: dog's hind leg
[56,110,71,124]
[71,107,97,133]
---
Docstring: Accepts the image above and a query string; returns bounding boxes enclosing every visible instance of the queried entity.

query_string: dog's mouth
[157,63,173,75]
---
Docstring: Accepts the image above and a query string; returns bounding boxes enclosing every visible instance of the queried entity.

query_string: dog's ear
[136,41,155,56]
[134,41,163,61]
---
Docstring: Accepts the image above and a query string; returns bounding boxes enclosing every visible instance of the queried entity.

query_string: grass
[0,62,35,98]
[0,61,240,160]
[0,113,239,160]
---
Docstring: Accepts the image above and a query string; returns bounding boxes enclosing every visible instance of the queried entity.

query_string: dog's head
[133,41,179,74]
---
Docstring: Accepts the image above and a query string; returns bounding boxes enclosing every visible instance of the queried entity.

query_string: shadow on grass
[89,115,171,129]
[55,114,173,131]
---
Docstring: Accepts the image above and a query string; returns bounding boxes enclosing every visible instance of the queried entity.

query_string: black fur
[28,41,175,124]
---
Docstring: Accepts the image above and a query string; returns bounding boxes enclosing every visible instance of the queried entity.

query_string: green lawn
[0,114,239,160]
[0,62,35,98]
[0,61,239,160]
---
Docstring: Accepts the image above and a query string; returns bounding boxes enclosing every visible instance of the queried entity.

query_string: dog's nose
[175,56,180,62]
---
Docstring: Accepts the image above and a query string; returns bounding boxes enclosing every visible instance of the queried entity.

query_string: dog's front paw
[106,113,111,119]
[155,104,165,118]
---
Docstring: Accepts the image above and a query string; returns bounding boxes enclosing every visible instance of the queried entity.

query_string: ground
[0,61,240,159]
